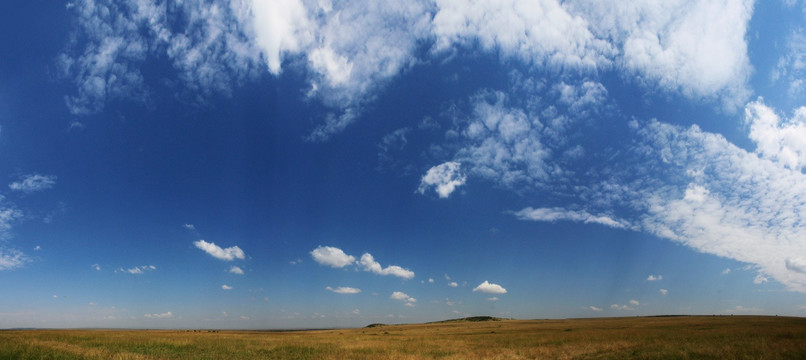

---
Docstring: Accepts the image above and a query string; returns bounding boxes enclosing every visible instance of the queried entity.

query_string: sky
[1,0,806,329]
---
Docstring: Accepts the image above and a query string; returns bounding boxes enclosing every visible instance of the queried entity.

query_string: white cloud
[353,309,360,315]
[310,245,355,268]
[9,174,57,193]
[629,299,640,306]
[753,274,769,285]
[487,297,499,301]
[229,266,244,275]
[183,224,196,231]
[646,275,663,281]
[144,312,173,319]
[417,161,466,198]
[0,248,29,271]
[221,284,233,290]
[722,268,732,274]
[773,28,806,98]
[194,240,245,261]
[428,278,435,283]
[659,289,669,296]
[390,291,417,305]
[358,253,415,279]
[326,286,362,294]
[432,0,613,69]
[92,264,101,271]
[610,303,635,311]
[631,117,806,292]
[473,280,507,294]
[448,282,458,288]
[118,265,156,274]
[587,306,603,312]
[745,99,806,171]
[514,207,631,229]
[567,0,753,109]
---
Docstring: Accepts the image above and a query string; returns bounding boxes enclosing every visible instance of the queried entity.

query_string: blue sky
[2,0,806,329]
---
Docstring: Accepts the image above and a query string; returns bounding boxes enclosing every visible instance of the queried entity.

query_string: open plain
[2,316,806,359]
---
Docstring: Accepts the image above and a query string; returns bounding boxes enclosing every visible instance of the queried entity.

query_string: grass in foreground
[2,316,806,359]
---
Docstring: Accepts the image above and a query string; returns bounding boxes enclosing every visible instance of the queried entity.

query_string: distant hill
[428,316,505,324]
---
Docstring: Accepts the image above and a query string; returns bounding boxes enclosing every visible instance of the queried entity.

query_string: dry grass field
[2,316,806,359]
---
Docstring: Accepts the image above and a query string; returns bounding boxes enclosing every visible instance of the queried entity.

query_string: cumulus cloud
[587,306,603,312]
[221,284,233,290]
[310,245,355,268]
[473,280,507,294]
[8,174,57,193]
[417,161,466,198]
[193,240,245,261]
[229,266,244,275]
[659,289,669,296]
[745,99,806,171]
[358,253,415,279]
[646,275,663,281]
[144,312,173,319]
[448,282,458,288]
[514,207,631,229]
[326,286,362,294]
[390,291,417,305]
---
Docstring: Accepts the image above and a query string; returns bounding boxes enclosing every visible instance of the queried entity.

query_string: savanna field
[2,316,806,359]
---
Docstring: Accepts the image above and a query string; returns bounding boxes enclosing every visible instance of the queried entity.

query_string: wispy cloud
[473,281,507,294]
[0,248,29,271]
[221,285,233,290]
[659,289,669,296]
[514,207,630,229]
[8,174,56,193]
[646,275,663,281]
[586,306,603,312]
[326,286,362,294]
[117,265,156,274]
[193,240,245,261]
[144,312,173,319]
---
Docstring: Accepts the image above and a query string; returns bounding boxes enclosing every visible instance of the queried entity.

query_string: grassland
[2,316,806,359]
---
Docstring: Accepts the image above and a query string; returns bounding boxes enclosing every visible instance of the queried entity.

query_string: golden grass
[2,316,806,359]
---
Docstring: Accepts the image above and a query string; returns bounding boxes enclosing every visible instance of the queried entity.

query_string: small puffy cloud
[221,284,233,290]
[118,265,156,274]
[629,300,640,306]
[326,286,362,294]
[358,253,415,279]
[390,291,417,305]
[9,174,57,193]
[587,306,603,312]
[417,161,466,198]
[144,312,173,319]
[193,240,245,261]
[428,278,435,283]
[646,274,663,281]
[722,268,732,275]
[448,282,458,288]
[473,280,507,294]
[659,289,669,296]
[310,246,355,268]
[753,274,769,285]
[229,266,244,275]
[92,264,101,271]
[183,224,196,231]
